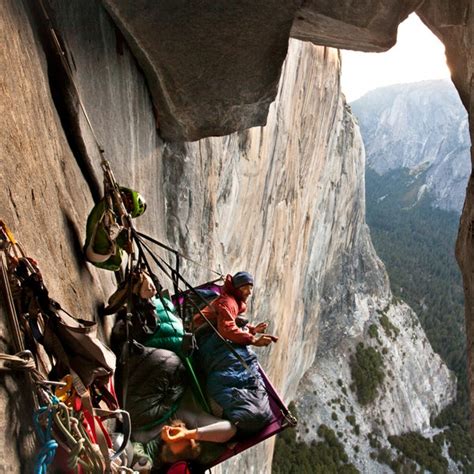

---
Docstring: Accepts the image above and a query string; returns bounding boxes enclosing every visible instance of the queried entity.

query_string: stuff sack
[125,345,188,433]
[42,306,116,387]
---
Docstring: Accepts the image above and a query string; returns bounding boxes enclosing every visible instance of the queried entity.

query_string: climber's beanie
[232,271,254,288]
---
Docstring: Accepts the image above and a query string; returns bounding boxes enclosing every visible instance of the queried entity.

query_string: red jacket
[193,275,256,344]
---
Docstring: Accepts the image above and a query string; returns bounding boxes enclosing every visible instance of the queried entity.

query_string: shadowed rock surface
[103,0,299,141]
[101,1,472,143]
[291,0,422,50]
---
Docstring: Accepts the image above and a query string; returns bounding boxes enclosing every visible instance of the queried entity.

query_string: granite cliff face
[90,0,474,435]
[0,0,465,472]
[351,80,471,212]
[101,0,474,438]
[295,236,455,472]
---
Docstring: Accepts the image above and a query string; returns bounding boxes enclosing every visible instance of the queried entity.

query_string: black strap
[132,233,179,324]
[118,257,135,410]
[133,230,174,282]
[173,253,183,321]
[136,231,222,277]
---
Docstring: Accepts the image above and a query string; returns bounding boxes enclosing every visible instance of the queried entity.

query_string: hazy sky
[340,14,451,102]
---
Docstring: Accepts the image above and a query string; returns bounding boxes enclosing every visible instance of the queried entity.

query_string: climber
[133,404,238,469]
[193,271,278,435]
[159,414,236,465]
[193,271,278,347]
[84,187,146,271]
[123,344,237,471]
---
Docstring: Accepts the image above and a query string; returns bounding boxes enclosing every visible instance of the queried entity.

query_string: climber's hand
[161,425,187,443]
[252,334,278,346]
[253,322,268,333]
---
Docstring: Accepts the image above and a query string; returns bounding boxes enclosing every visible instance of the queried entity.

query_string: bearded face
[237,284,253,303]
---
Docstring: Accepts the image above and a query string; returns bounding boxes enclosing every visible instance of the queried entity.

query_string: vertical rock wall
[149,40,348,473]
[0,2,101,471]
[0,1,346,469]
[417,0,474,435]
[0,0,456,472]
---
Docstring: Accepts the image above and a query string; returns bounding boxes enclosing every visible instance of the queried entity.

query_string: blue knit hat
[232,271,254,288]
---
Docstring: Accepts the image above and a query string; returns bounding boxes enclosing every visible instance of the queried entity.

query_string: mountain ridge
[351,79,470,213]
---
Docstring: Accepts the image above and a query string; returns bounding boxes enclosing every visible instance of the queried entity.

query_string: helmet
[120,187,147,218]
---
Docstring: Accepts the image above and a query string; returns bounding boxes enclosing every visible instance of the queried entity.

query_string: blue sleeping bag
[196,333,273,435]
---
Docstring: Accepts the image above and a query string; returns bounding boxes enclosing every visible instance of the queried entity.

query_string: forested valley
[365,167,473,468]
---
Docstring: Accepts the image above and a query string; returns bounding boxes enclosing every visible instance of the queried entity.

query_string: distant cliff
[294,222,456,472]
[0,1,457,472]
[289,86,455,474]
[351,80,470,212]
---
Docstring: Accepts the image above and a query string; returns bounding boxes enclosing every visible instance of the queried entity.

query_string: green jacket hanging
[84,199,127,271]
[145,296,185,355]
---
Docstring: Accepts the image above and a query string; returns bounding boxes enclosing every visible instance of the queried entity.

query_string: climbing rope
[0,349,102,472]
[36,0,138,268]
[0,231,25,352]
[37,0,106,166]
[36,0,225,289]
[101,160,133,230]
[33,400,59,474]
[0,351,36,372]
[36,0,137,236]
[0,221,45,412]
[0,351,45,387]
